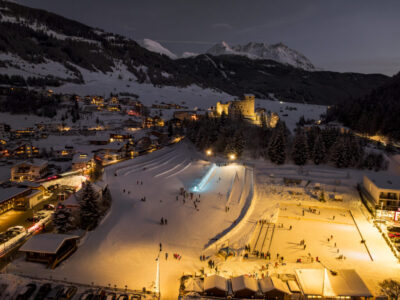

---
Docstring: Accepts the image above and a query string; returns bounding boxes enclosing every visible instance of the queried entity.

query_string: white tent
[231,275,258,293]
[204,274,227,292]
[259,276,291,295]
[295,268,372,298]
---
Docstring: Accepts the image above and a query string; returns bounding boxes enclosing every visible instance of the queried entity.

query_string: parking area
[0,274,157,299]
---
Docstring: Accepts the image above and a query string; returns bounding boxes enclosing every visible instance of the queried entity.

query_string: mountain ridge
[0,0,390,105]
[207,41,315,71]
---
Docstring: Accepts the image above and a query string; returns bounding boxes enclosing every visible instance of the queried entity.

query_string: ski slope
[8,142,253,299]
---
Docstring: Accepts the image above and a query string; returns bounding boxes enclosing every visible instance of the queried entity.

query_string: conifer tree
[79,182,101,231]
[53,206,75,233]
[291,130,308,165]
[312,134,326,165]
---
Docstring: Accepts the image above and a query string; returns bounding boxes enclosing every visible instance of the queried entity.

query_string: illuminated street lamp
[206,149,212,156]
[229,153,236,160]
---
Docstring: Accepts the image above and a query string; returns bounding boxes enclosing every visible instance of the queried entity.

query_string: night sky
[15,0,400,75]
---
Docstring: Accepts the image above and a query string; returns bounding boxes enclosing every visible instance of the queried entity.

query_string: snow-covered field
[7,142,253,299]
[5,143,399,299]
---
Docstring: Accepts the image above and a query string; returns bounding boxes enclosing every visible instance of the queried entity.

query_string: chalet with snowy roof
[295,268,372,299]
[259,276,291,300]
[9,143,40,158]
[109,133,132,142]
[173,111,198,121]
[72,153,94,171]
[231,275,259,299]
[0,182,46,214]
[89,136,110,145]
[362,174,400,218]
[204,275,228,297]
[64,182,105,211]
[52,146,74,161]
[11,159,48,182]
[19,233,79,269]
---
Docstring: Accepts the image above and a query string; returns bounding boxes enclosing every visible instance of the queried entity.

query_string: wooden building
[231,275,259,299]
[19,234,79,269]
[204,275,228,297]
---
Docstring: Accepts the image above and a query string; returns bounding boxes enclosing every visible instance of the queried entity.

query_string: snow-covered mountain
[207,41,315,71]
[141,39,177,59]
[0,1,389,105]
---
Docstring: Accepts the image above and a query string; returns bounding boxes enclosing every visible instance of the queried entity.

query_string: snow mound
[141,39,177,59]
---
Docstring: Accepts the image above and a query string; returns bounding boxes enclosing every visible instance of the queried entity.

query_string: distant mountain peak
[206,41,315,70]
[141,39,177,59]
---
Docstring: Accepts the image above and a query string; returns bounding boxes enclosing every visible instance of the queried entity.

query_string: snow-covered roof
[20,233,79,254]
[14,159,48,168]
[365,174,400,190]
[287,280,301,293]
[72,153,93,164]
[204,275,227,292]
[259,277,291,294]
[295,269,324,295]
[231,275,258,293]
[324,269,372,297]
[0,186,30,204]
[295,269,372,297]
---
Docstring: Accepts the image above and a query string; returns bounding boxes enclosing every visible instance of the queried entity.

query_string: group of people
[160,217,168,225]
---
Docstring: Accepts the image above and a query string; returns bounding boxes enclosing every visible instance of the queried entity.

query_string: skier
[123,189,125,193]
[159,243,162,252]
[161,217,164,225]
[165,219,168,225]
[304,244,306,250]
[165,252,168,260]
[289,225,292,230]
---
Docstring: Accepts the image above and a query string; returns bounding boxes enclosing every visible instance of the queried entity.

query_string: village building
[71,153,94,171]
[89,136,110,145]
[109,133,132,143]
[231,275,259,299]
[173,111,198,121]
[0,182,46,214]
[19,233,79,269]
[259,276,291,300]
[52,146,74,161]
[214,94,279,127]
[362,174,400,219]
[295,269,372,299]
[204,274,228,297]
[11,159,48,182]
[9,142,40,158]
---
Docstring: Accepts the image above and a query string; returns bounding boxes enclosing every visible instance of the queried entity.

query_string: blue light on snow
[192,164,216,192]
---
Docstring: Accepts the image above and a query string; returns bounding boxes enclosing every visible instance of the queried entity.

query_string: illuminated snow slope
[8,142,251,299]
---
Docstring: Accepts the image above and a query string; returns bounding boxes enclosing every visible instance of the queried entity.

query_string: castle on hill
[214,94,279,128]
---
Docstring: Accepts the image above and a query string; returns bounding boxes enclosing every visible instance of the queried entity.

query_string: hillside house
[11,160,48,182]
[362,174,400,219]
[72,153,94,171]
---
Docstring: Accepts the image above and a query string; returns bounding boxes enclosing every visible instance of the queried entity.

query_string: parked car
[45,285,64,300]
[389,232,400,238]
[0,233,8,243]
[59,286,77,299]
[43,204,55,210]
[105,293,116,300]
[80,291,94,300]
[34,283,52,300]
[388,226,400,233]
[16,283,36,300]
